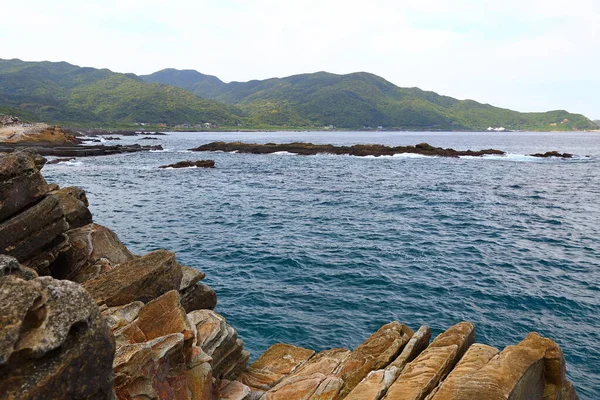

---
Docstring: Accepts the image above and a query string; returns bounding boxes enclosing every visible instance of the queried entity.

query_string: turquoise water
[45,131,600,398]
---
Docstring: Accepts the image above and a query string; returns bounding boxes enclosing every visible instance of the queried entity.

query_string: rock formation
[0,150,581,400]
[159,160,216,169]
[190,142,507,158]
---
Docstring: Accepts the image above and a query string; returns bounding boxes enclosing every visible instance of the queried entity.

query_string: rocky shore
[0,151,580,399]
[190,142,507,158]
[0,116,163,157]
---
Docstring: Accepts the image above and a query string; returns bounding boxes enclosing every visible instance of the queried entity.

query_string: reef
[0,150,579,400]
[190,142,507,158]
[159,160,216,169]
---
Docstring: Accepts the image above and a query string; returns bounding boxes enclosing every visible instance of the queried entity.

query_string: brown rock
[114,333,193,400]
[50,186,93,229]
[0,194,68,268]
[334,321,413,398]
[180,265,206,289]
[0,151,49,222]
[389,325,432,371]
[0,275,115,399]
[188,309,249,380]
[383,346,458,400]
[429,333,578,400]
[219,380,252,400]
[181,282,218,313]
[84,249,183,307]
[426,344,498,399]
[133,290,194,343]
[102,301,145,331]
[57,223,136,281]
[238,343,315,392]
[159,160,215,169]
[383,322,475,400]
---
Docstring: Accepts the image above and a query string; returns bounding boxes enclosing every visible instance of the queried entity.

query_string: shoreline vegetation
[1,58,597,132]
[0,150,581,399]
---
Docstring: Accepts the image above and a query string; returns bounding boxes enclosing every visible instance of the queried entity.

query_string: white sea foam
[60,160,83,166]
[270,151,297,155]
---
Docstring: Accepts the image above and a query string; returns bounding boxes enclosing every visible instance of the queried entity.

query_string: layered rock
[429,333,578,400]
[0,150,50,222]
[57,223,136,281]
[84,249,183,307]
[49,186,93,229]
[334,322,414,398]
[383,322,475,400]
[0,275,115,399]
[345,325,432,400]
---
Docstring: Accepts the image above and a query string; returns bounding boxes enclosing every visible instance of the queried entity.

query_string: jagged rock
[335,321,414,398]
[0,194,69,274]
[219,380,252,400]
[181,265,206,288]
[0,151,49,222]
[260,348,351,400]
[181,282,218,313]
[57,223,135,281]
[113,333,191,399]
[383,322,475,400]
[429,333,578,400]
[49,186,93,229]
[0,275,115,399]
[84,249,183,307]
[102,301,145,331]
[0,254,38,280]
[238,343,315,395]
[189,309,250,380]
[389,325,432,371]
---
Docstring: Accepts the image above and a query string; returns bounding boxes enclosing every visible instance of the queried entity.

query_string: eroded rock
[0,275,115,399]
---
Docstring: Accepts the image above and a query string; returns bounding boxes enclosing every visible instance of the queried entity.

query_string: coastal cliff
[0,151,579,399]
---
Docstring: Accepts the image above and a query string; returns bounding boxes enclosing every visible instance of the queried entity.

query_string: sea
[44,131,600,398]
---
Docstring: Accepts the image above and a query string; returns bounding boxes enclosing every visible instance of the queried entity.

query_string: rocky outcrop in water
[0,150,581,400]
[530,151,573,158]
[160,160,216,169]
[191,142,507,158]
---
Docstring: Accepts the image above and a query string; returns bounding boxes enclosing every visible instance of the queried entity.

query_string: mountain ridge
[0,58,595,130]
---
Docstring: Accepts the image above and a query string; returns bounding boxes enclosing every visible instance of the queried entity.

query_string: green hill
[0,58,594,130]
[142,69,596,131]
[0,59,243,125]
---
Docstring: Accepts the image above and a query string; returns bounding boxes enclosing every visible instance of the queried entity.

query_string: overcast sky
[2,0,599,119]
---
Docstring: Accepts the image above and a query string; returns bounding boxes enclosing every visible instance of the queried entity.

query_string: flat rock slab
[84,249,182,307]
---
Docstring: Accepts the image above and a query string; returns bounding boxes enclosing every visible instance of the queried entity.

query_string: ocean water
[45,131,600,398]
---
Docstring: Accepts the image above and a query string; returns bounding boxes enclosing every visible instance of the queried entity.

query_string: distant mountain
[594,120,600,127]
[0,58,595,130]
[142,69,596,131]
[0,59,242,125]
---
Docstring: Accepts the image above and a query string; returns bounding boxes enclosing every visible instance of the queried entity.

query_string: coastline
[0,149,583,399]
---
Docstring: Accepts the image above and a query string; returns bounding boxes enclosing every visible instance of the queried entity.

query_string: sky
[2,0,599,119]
